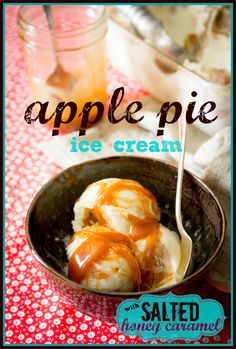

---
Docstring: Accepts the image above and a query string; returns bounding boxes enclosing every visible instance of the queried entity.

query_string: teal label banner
[115,293,226,342]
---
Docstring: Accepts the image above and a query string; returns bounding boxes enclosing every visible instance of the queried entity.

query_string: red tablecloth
[5,5,231,345]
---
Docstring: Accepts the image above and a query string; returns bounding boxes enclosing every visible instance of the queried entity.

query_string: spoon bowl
[43,5,77,91]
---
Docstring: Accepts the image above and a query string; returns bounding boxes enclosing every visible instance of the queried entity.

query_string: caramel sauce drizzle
[90,179,162,290]
[129,220,161,290]
[68,225,141,288]
[93,179,160,225]
[69,179,166,291]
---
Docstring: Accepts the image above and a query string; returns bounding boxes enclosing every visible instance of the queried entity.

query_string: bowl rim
[25,155,226,298]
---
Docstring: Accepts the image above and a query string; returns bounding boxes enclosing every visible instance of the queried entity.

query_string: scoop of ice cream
[72,178,161,234]
[67,225,141,292]
[133,223,181,289]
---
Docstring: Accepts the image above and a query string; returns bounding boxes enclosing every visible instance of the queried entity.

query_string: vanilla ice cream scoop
[67,225,141,292]
[72,178,161,234]
[133,223,181,289]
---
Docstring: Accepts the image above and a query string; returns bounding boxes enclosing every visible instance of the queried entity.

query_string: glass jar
[18,5,107,133]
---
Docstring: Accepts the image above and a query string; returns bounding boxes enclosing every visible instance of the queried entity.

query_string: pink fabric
[5,5,231,345]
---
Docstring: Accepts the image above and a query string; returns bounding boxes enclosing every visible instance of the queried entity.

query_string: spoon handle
[116,5,185,60]
[175,116,193,281]
[43,5,54,32]
[43,5,59,64]
[175,115,187,233]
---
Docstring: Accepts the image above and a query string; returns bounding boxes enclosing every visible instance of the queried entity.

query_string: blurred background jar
[18,5,107,133]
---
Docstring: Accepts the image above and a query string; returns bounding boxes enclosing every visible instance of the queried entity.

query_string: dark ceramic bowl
[26,156,225,322]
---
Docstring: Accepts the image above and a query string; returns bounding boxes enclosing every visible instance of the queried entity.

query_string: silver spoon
[116,5,186,61]
[43,5,77,90]
[175,116,193,282]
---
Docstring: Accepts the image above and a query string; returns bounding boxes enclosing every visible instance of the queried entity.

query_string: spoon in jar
[43,5,77,90]
[175,116,193,282]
